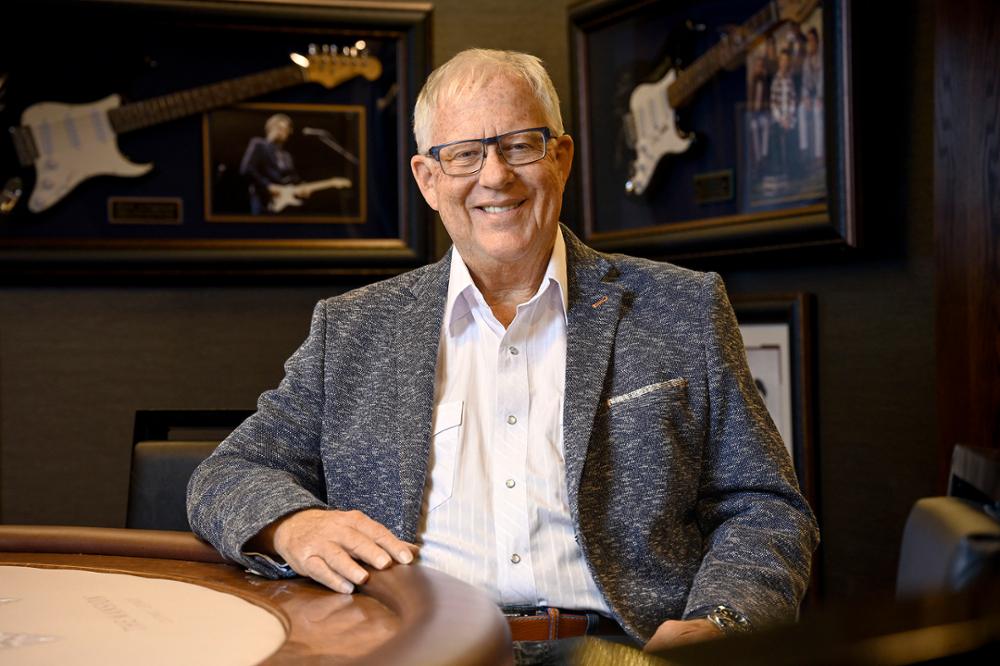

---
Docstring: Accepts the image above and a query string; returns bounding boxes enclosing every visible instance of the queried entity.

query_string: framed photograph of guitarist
[204,103,366,224]
[569,0,856,258]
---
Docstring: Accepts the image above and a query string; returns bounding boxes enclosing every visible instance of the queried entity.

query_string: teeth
[482,204,518,213]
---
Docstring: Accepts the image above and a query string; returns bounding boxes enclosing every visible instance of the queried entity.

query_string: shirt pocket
[426,400,464,511]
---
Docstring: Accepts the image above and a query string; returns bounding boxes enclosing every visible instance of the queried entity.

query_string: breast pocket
[604,377,697,469]
[607,377,688,409]
[426,400,464,511]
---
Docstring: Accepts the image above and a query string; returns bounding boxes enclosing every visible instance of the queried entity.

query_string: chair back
[126,440,220,531]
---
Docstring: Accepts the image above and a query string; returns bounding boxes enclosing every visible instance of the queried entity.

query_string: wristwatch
[705,605,752,635]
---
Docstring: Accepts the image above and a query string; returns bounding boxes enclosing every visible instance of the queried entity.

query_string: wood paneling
[934,0,1000,482]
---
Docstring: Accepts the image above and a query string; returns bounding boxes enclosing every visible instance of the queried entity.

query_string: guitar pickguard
[21,95,152,213]
[625,68,694,195]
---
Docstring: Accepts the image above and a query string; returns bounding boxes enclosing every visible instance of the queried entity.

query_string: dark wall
[0,0,937,607]
[0,285,340,524]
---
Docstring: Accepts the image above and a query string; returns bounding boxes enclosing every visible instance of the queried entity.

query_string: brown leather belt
[505,607,626,641]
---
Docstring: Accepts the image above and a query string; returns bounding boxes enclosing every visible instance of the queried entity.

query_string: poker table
[0,525,512,665]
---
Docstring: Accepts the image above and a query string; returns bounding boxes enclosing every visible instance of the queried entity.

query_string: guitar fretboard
[668,2,781,110]
[108,65,306,134]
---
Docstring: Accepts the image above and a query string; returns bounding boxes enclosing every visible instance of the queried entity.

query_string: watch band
[705,605,752,635]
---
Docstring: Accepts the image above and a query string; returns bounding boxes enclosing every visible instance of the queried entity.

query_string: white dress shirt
[417,228,610,612]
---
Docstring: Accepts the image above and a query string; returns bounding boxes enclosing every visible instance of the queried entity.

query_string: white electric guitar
[8,51,382,213]
[623,0,819,195]
[267,176,352,213]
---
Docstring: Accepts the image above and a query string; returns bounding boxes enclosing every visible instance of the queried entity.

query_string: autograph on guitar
[623,0,818,195]
[7,51,381,214]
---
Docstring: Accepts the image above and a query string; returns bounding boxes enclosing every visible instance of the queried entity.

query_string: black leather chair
[126,440,220,531]
[125,410,250,531]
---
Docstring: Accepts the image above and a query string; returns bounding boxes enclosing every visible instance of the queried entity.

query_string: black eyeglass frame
[427,126,554,175]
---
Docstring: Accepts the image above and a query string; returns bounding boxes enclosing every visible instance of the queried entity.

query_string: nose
[477,144,514,188]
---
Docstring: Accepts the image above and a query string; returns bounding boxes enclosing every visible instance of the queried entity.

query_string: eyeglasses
[428,127,553,176]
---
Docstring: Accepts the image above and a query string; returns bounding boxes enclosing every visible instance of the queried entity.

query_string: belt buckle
[503,607,547,618]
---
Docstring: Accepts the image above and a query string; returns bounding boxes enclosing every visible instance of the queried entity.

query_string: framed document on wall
[569,0,856,259]
[0,0,432,276]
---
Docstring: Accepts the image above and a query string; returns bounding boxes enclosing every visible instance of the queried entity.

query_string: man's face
[410,75,574,275]
[806,32,818,55]
[268,119,292,144]
[778,52,791,75]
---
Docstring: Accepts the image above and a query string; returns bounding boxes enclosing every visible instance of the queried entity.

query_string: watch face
[709,606,751,633]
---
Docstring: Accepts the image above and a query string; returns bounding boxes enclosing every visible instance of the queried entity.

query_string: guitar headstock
[293,48,383,89]
[777,0,820,24]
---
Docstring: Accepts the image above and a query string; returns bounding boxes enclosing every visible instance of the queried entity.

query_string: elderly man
[188,49,818,661]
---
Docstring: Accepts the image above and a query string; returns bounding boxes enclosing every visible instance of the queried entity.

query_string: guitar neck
[108,65,306,134]
[302,177,350,194]
[668,1,782,110]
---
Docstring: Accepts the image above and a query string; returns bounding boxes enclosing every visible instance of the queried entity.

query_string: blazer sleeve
[186,301,330,576]
[682,273,820,626]
[239,137,273,191]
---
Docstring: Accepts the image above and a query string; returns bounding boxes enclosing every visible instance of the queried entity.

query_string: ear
[410,155,440,211]
[553,134,575,185]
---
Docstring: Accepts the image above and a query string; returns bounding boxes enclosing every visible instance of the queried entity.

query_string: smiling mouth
[477,201,524,214]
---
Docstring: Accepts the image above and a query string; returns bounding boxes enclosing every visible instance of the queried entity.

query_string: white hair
[412,48,564,154]
[265,113,292,133]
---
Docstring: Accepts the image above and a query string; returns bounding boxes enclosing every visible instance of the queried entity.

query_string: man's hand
[256,508,418,594]
[643,618,723,653]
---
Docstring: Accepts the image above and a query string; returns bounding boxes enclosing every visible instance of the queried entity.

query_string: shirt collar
[443,226,569,337]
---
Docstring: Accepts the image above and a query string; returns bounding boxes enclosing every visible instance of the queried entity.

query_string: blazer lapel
[561,228,625,521]
[393,253,451,540]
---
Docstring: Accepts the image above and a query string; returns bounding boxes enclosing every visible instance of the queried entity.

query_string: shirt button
[510,553,521,564]
[508,346,519,356]
[507,415,517,425]
[505,479,516,489]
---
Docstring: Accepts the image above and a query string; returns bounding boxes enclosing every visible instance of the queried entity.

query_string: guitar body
[626,68,694,195]
[268,185,307,213]
[21,95,152,213]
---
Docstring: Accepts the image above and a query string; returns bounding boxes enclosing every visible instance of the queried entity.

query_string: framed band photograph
[569,0,856,258]
[732,292,817,511]
[0,0,432,276]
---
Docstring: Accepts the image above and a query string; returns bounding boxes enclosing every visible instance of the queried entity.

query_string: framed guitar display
[569,0,856,258]
[0,0,432,276]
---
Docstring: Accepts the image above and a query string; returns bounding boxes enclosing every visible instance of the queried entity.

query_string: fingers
[338,525,393,570]
[347,511,416,565]
[271,508,419,594]
[301,553,359,594]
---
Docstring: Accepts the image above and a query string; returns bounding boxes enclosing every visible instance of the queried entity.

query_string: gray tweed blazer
[187,226,818,640]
